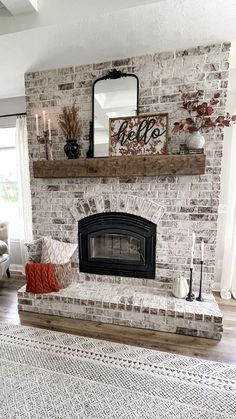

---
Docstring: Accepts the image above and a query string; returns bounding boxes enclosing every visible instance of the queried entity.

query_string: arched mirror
[91,69,139,157]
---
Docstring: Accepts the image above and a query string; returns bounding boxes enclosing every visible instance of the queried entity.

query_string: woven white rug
[0,323,235,418]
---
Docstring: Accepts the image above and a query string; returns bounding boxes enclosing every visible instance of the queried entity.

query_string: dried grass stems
[58,103,81,140]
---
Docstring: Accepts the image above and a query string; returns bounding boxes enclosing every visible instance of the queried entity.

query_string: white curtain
[220,123,236,299]
[15,116,33,271]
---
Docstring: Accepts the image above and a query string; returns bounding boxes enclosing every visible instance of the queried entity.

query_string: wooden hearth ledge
[33,154,206,178]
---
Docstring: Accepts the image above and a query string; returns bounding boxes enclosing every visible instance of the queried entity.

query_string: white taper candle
[201,239,204,262]
[35,114,39,136]
[42,110,46,131]
[192,232,195,252]
[190,246,194,269]
[48,119,51,141]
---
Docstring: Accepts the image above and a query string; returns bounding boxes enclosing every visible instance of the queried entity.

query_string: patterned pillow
[25,261,59,294]
[41,237,77,264]
[25,238,44,263]
[0,240,8,256]
[55,261,73,289]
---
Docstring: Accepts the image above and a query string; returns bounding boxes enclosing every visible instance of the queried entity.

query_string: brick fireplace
[18,192,223,340]
[18,42,230,340]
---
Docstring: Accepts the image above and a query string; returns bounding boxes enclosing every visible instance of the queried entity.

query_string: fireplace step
[17,281,223,340]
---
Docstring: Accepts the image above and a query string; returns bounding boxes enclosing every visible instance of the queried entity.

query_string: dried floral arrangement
[173,90,236,133]
[58,103,81,140]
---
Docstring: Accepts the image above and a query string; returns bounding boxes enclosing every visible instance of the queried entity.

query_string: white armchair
[0,222,10,279]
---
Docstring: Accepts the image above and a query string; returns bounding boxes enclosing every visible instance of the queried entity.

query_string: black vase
[64,140,80,159]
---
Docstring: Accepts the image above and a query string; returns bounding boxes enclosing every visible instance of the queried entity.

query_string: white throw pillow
[41,237,77,264]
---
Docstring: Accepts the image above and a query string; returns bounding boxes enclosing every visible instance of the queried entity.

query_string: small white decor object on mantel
[186,131,205,149]
[172,276,189,299]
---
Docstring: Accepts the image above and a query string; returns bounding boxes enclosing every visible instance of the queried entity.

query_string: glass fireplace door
[89,232,145,262]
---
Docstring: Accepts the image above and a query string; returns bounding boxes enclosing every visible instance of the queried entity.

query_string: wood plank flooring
[1,277,236,364]
[0,276,24,325]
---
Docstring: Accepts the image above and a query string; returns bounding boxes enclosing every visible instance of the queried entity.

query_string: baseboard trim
[213,282,220,292]
[10,264,24,273]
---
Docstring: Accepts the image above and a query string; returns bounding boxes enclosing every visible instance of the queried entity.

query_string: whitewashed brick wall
[25,42,230,292]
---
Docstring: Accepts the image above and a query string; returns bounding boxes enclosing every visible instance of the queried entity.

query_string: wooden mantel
[33,154,206,178]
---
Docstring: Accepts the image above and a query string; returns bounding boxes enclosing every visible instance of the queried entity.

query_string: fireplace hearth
[78,212,156,279]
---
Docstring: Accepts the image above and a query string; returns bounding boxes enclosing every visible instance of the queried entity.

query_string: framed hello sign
[109,113,168,156]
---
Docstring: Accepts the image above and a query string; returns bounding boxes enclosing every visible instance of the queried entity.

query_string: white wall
[215,68,236,290]
[0,96,26,127]
[0,96,26,272]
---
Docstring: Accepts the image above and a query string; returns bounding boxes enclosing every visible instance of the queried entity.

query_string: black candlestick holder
[37,130,52,160]
[196,261,204,301]
[186,267,195,301]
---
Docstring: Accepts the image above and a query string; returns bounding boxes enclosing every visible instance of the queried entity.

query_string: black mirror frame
[87,69,139,158]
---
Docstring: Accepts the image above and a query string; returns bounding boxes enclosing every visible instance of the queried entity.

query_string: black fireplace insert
[78,212,156,279]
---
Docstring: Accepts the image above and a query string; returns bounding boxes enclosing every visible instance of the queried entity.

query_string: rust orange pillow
[25,261,59,293]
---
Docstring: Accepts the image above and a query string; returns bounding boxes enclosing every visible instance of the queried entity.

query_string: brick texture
[25,42,231,292]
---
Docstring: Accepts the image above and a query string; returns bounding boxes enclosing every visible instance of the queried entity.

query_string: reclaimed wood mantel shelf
[33,154,206,178]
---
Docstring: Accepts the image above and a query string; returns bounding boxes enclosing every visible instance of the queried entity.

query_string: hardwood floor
[0,276,25,324]
[1,277,236,364]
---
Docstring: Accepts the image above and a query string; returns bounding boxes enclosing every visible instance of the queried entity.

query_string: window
[0,127,21,238]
